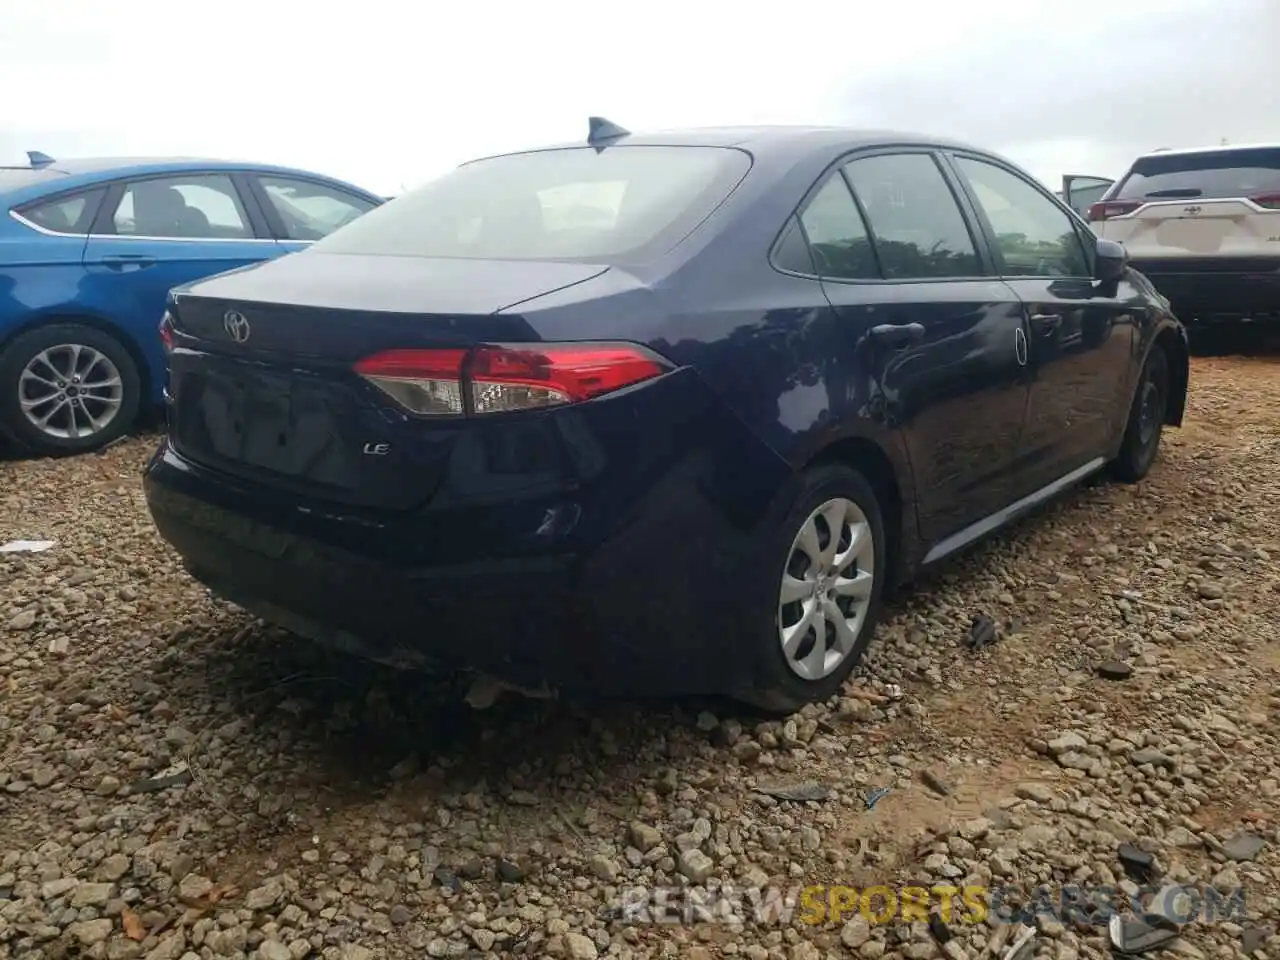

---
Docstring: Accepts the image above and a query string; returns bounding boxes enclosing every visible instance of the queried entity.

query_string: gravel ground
[2,352,1279,960]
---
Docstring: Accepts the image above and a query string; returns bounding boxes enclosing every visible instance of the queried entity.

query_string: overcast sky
[2,0,1277,196]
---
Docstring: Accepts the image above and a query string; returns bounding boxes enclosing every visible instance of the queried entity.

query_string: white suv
[1066,144,1280,324]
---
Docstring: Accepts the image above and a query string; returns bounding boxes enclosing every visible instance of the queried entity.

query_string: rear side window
[1115,148,1280,201]
[795,175,878,280]
[310,145,752,262]
[773,216,815,274]
[843,153,981,280]
[15,188,105,235]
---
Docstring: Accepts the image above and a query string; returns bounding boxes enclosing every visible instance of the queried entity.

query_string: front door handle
[1029,313,1062,334]
[867,322,926,349]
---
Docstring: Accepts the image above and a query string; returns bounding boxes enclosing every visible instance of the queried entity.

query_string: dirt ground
[1,346,1278,960]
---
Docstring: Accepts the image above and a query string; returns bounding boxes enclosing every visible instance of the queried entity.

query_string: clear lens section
[366,376,464,416]
[470,380,570,414]
[159,311,175,355]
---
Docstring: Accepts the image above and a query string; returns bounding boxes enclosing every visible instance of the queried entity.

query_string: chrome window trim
[9,209,84,238]
[8,209,280,243]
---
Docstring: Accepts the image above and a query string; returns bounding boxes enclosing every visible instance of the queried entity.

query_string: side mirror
[1095,238,1127,283]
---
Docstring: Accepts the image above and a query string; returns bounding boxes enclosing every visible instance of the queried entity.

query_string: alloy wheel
[18,344,125,440]
[777,497,876,681]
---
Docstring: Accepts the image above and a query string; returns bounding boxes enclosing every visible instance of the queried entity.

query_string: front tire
[733,463,887,715]
[0,323,141,456]
[1110,346,1170,483]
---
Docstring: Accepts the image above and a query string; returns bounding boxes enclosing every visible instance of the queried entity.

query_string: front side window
[843,153,980,280]
[113,174,252,239]
[955,157,1089,278]
[258,176,376,241]
[16,188,105,235]
[310,145,752,262]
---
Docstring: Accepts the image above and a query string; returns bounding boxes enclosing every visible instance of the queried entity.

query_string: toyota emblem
[223,310,251,343]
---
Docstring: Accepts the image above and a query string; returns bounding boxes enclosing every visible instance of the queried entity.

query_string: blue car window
[113,175,251,240]
[258,176,376,241]
[15,188,106,235]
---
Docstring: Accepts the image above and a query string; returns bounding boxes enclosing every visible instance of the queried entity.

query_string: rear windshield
[1115,147,1280,201]
[310,145,752,262]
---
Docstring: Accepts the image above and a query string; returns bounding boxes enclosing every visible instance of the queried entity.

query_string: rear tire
[0,323,141,456]
[732,463,887,715]
[1110,345,1170,483]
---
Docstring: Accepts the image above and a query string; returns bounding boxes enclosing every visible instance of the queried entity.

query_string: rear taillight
[354,349,468,416]
[1087,200,1142,222]
[1250,192,1280,210]
[354,343,671,417]
[159,311,175,356]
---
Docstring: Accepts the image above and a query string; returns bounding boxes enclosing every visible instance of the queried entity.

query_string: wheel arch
[1153,323,1189,427]
[0,311,153,402]
[800,433,915,586]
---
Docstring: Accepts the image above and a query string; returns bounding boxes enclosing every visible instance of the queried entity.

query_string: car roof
[1137,142,1280,159]
[0,156,378,206]
[474,124,993,163]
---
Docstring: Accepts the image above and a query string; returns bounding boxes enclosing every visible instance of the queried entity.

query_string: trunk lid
[1099,198,1280,259]
[166,252,610,510]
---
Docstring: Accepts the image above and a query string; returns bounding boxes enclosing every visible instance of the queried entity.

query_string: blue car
[0,153,383,455]
[143,120,1188,713]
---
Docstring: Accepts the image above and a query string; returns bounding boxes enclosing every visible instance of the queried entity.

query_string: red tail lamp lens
[354,343,669,417]
[1087,200,1142,222]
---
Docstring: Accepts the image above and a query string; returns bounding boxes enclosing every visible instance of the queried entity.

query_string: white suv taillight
[1088,200,1143,222]
[353,343,671,417]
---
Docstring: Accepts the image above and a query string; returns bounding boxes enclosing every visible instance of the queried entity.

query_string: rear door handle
[867,322,926,349]
[101,253,156,269]
[1030,313,1062,333]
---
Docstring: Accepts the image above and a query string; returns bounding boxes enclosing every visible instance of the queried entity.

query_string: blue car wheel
[0,322,142,456]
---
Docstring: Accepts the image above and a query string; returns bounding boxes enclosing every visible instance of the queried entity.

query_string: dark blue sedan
[0,153,382,455]
[143,121,1189,713]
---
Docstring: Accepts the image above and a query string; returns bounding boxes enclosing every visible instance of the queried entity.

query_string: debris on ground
[966,613,997,651]
[753,780,832,802]
[1109,915,1179,955]
[1096,659,1134,680]
[0,539,55,553]
[920,768,952,796]
[124,768,194,795]
[1118,843,1156,882]
[462,674,556,709]
[1221,831,1266,862]
[928,912,952,943]
[1241,926,1271,955]
[1002,924,1037,960]
[864,786,891,810]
